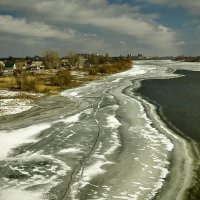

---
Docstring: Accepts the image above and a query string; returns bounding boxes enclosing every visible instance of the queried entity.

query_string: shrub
[88,68,97,75]
[50,69,72,87]
[16,74,38,91]
[84,59,132,76]
[0,76,16,89]
[97,65,107,74]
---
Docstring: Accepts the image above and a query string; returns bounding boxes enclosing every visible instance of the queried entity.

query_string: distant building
[30,61,43,70]
[5,63,16,70]
[32,55,42,61]
[61,58,70,67]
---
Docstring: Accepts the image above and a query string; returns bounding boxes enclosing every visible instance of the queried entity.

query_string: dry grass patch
[17,75,38,91]
[0,60,132,96]
[50,69,72,87]
[83,60,132,76]
[0,76,16,89]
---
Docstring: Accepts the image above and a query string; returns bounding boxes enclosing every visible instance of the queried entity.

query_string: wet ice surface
[0,60,199,200]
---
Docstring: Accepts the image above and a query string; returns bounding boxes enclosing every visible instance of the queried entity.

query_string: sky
[0,0,200,57]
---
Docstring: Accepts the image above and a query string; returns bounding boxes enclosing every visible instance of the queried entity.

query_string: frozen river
[0,60,199,200]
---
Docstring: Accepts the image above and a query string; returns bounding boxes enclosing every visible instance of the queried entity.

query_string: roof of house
[31,61,43,67]
[5,63,15,68]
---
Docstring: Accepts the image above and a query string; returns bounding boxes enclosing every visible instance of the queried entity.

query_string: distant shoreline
[0,59,132,94]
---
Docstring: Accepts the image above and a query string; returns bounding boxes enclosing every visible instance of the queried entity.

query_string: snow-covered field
[0,90,42,116]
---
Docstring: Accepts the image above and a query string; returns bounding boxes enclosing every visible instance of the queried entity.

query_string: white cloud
[0,0,185,56]
[0,15,75,40]
[31,0,179,54]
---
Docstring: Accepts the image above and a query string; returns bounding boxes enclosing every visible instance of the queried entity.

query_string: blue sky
[0,0,200,57]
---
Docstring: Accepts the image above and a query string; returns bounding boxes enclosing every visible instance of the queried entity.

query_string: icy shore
[0,90,42,116]
[0,60,199,200]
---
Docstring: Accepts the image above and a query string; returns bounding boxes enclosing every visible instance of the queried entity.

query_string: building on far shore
[3,63,16,75]
[5,63,16,70]
[30,61,44,70]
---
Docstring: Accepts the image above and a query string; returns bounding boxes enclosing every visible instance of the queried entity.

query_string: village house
[4,62,16,75]
[4,63,16,70]
[61,58,70,67]
[30,61,44,70]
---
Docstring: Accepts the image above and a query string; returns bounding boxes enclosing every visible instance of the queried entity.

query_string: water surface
[137,70,200,142]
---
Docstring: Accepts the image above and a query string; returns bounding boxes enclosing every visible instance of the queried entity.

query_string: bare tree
[15,61,27,71]
[67,52,79,67]
[77,56,85,67]
[105,52,109,58]
[43,49,61,69]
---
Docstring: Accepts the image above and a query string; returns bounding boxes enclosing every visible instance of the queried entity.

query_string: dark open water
[137,70,200,143]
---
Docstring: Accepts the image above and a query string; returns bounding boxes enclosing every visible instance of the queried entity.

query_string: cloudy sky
[0,0,200,57]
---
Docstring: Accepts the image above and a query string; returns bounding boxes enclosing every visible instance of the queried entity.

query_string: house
[61,58,70,67]
[32,55,42,61]
[3,63,16,75]
[5,63,16,70]
[30,61,44,70]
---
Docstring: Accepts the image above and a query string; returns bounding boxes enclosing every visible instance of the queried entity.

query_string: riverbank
[135,92,196,200]
[60,60,197,199]
[135,63,200,200]
[0,60,132,116]
[0,60,132,94]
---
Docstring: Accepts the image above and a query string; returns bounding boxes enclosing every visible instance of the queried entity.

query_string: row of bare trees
[42,50,110,69]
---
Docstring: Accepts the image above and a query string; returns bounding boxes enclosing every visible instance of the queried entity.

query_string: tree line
[42,50,111,69]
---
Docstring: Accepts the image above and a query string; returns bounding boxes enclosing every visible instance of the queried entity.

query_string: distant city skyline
[0,0,200,57]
